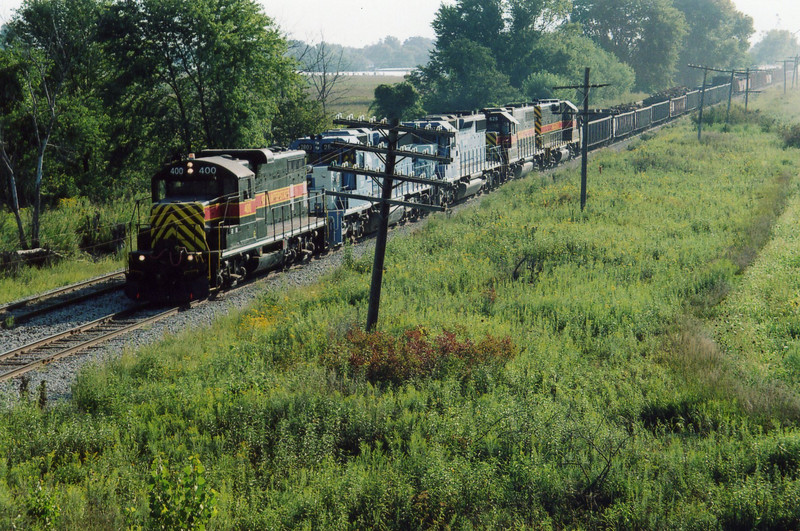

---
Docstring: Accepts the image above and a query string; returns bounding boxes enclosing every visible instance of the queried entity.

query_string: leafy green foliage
[571,0,688,91]
[416,0,633,112]
[673,0,754,87]
[783,124,800,149]
[750,30,800,65]
[0,0,327,253]
[411,37,519,111]
[148,455,217,530]
[522,71,574,100]
[26,481,61,528]
[0,0,107,248]
[99,0,307,152]
[369,82,425,121]
[526,24,636,100]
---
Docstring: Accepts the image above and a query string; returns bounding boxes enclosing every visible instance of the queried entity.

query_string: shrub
[322,327,517,385]
[783,123,800,149]
[26,482,61,528]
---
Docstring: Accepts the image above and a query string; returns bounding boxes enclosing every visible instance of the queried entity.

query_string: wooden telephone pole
[687,64,728,139]
[329,117,452,331]
[745,68,750,111]
[688,64,763,129]
[784,59,792,94]
[553,67,609,211]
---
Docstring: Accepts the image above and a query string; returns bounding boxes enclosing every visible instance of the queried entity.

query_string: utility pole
[795,56,799,89]
[553,67,609,211]
[581,68,590,210]
[740,67,766,111]
[366,120,398,331]
[328,117,451,331]
[688,64,738,136]
[697,67,708,141]
[784,60,790,95]
[727,69,735,125]
[745,68,750,112]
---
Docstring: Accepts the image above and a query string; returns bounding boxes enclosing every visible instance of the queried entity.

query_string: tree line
[0,0,327,250]
[411,0,758,113]
[288,36,434,72]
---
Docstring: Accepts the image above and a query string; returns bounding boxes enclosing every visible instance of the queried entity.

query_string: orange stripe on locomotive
[203,182,307,223]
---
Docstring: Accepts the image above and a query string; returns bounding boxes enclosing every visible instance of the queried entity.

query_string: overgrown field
[0,197,134,304]
[3,89,800,528]
[323,74,406,118]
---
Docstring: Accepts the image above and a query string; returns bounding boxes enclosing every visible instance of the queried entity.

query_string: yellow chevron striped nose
[149,202,209,252]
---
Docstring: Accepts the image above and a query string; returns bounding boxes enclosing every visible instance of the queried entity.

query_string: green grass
[0,196,136,304]
[312,74,406,118]
[0,257,123,305]
[3,87,800,528]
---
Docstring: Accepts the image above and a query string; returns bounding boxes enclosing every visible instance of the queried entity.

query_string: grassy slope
[3,89,800,528]
[0,197,133,304]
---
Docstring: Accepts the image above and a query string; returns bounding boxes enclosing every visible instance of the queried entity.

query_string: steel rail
[0,270,125,324]
[0,302,196,383]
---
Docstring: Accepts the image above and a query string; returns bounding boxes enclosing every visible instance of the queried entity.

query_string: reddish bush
[323,327,517,385]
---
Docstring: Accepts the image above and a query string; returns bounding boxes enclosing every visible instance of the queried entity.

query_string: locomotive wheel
[408,198,420,221]
[245,254,260,274]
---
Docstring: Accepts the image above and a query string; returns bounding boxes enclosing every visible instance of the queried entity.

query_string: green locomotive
[125,148,326,302]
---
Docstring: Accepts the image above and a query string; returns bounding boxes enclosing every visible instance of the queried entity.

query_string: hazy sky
[1,0,799,48]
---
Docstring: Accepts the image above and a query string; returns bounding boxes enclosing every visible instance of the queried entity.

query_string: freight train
[125,73,775,302]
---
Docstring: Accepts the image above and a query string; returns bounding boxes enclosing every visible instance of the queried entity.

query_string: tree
[414,0,571,111]
[672,0,753,86]
[430,0,570,88]
[524,24,636,102]
[1,0,99,249]
[411,38,519,112]
[369,82,424,121]
[270,83,327,146]
[100,0,309,155]
[503,0,573,86]
[297,39,349,116]
[571,0,687,92]
[749,30,799,66]
[396,37,434,67]
[0,50,28,248]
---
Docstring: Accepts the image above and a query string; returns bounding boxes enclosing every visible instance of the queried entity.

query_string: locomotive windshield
[153,176,222,202]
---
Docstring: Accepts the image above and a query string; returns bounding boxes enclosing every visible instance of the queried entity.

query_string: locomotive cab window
[153,174,222,202]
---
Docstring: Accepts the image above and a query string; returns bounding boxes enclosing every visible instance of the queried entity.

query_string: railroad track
[0,270,125,326]
[0,302,196,382]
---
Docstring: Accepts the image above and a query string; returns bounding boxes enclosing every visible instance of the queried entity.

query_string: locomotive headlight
[138,254,146,262]
[187,168,194,174]
[186,254,194,262]
[187,162,193,168]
